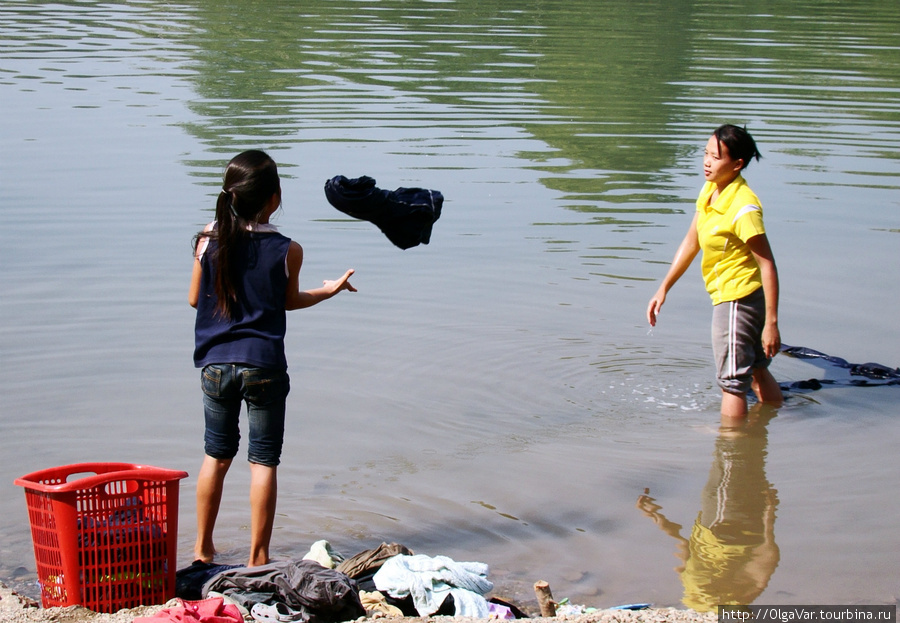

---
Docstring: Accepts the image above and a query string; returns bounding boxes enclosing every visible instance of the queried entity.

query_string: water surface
[1,0,898,611]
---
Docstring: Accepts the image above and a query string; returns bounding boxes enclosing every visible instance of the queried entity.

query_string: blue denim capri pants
[201,364,290,467]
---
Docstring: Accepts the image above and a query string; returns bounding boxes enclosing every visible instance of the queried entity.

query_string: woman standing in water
[189,150,356,566]
[647,125,782,418]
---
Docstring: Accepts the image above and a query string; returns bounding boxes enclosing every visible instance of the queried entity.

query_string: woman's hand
[647,288,666,326]
[761,321,781,359]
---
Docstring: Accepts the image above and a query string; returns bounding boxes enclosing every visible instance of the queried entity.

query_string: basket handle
[14,463,188,493]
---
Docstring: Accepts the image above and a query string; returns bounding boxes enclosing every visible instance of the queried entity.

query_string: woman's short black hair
[714,124,762,170]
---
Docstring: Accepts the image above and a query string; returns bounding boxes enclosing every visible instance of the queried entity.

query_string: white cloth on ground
[372,554,493,617]
[302,540,345,569]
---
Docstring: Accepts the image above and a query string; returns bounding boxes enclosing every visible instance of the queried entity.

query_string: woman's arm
[284,241,356,310]
[647,213,701,326]
[747,233,780,358]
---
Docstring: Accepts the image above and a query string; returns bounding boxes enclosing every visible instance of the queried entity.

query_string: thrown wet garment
[779,344,900,390]
[324,175,443,249]
[202,559,365,623]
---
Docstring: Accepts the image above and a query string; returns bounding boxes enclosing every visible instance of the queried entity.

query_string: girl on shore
[647,125,782,419]
[189,149,356,566]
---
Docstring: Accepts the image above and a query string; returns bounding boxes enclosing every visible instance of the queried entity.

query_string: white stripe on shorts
[727,299,738,380]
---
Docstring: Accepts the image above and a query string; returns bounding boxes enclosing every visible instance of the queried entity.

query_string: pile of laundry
[138,542,524,623]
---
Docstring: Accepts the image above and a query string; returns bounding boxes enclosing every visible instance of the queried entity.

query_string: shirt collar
[699,175,745,214]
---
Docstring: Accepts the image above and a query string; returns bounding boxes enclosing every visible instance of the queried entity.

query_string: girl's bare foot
[194,544,217,563]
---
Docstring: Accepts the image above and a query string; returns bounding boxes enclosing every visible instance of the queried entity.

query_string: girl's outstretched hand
[325,269,357,294]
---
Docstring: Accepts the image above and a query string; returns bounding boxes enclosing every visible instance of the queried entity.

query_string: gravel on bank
[0,583,716,623]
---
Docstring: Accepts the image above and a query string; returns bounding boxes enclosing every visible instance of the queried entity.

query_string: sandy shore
[0,582,716,623]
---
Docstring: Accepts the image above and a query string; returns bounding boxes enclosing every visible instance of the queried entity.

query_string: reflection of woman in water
[637,408,780,612]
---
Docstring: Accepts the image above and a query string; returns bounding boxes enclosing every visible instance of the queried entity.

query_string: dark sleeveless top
[193,230,292,370]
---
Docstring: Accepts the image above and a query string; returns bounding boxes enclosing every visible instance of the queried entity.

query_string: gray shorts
[711,288,770,395]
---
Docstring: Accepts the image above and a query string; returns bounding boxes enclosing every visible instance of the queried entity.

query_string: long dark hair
[194,150,281,319]
[713,124,762,170]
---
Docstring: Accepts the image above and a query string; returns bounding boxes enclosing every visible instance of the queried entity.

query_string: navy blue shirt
[194,230,292,370]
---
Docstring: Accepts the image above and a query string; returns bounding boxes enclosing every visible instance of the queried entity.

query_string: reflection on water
[637,409,780,612]
[1,0,899,609]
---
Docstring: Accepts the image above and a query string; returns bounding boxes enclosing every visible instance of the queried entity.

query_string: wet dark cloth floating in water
[324,175,443,249]
[779,344,900,391]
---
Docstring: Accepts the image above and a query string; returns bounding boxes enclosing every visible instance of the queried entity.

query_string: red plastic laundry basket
[14,463,188,613]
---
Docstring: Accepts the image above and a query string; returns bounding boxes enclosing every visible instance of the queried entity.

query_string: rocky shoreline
[0,583,716,623]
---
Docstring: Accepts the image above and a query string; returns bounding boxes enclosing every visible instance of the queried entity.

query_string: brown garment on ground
[336,542,414,580]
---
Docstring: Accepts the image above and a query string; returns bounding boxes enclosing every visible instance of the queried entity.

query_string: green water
[1,0,898,610]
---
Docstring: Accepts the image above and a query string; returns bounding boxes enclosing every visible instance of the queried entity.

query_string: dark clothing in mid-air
[324,175,443,250]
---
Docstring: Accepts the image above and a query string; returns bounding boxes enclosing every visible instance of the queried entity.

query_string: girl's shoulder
[732,176,761,206]
[247,222,279,233]
[195,221,216,259]
[250,226,292,252]
[247,223,291,241]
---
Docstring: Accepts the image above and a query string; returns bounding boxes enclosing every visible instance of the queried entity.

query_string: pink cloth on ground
[133,597,243,623]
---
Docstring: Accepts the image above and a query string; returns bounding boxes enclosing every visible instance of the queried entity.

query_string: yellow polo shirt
[696,176,766,304]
